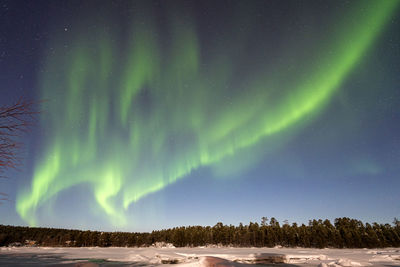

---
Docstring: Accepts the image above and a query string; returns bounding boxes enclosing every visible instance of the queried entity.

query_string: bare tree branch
[0,98,39,203]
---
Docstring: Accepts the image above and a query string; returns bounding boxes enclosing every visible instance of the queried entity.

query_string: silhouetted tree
[1,217,400,248]
[0,99,38,204]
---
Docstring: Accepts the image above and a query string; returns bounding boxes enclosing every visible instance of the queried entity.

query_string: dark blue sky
[0,0,399,232]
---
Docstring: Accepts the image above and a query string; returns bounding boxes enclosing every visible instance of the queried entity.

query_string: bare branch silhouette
[0,98,39,203]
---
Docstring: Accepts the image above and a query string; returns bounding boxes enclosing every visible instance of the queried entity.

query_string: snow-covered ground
[1,246,399,266]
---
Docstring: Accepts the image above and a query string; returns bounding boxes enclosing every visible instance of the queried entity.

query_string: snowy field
[1,246,400,266]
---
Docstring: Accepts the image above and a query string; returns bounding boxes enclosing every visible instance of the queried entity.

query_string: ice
[335,258,363,266]
[0,246,399,266]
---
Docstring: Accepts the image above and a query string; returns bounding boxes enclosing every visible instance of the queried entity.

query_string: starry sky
[1,0,399,232]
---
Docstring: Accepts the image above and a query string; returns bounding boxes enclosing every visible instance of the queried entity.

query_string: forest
[1,217,399,248]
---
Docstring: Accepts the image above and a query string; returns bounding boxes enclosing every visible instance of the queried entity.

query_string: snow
[1,246,399,266]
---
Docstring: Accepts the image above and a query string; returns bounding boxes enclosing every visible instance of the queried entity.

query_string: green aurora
[16,1,399,226]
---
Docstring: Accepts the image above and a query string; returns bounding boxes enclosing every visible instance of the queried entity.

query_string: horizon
[2,216,400,234]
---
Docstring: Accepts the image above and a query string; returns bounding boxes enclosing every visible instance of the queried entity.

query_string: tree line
[1,217,399,248]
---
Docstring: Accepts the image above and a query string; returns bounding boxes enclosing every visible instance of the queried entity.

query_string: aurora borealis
[1,1,400,231]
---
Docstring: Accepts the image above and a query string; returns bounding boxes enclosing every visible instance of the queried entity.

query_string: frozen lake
[1,246,399,266]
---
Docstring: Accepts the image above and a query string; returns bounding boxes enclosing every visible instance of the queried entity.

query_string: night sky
[1,0,399,232]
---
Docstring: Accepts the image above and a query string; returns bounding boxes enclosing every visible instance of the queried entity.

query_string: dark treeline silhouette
[1,217,399,248]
